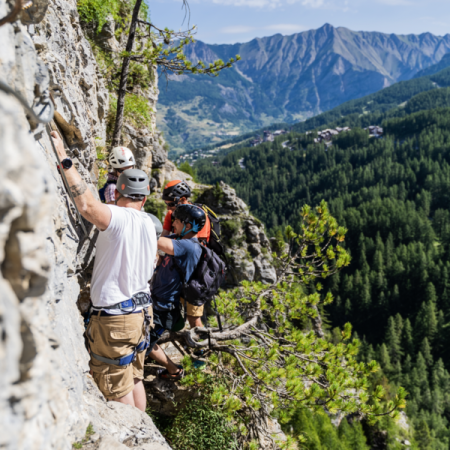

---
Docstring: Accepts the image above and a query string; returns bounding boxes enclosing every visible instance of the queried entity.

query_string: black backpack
[175,240,226,307]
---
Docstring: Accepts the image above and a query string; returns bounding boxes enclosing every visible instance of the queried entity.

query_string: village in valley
[175,125,384,165]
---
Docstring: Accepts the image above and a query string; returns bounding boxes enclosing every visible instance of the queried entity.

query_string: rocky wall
[0,0,169,448]
[196,181,277,286]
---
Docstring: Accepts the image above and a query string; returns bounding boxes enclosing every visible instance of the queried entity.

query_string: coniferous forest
[195,103,450,448]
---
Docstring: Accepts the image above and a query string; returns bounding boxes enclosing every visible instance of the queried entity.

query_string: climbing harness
[91,292,151,314]
[90,338,149,366]
[46,123,88,236]
[89,293,152,367]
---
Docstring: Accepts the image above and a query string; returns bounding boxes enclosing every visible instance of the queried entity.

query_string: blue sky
[147,0,450,44]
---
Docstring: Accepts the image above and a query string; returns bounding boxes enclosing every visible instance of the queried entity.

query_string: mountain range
[157,24,450,155]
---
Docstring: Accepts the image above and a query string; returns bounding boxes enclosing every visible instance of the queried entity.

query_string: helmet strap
[177,222,192,240]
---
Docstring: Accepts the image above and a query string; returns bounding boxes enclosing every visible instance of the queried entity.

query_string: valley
[158,24,450,155]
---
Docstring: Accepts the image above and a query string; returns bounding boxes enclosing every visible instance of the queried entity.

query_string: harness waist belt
[92,292,151,312]
[91,339,149,366]
[96,310,143,317]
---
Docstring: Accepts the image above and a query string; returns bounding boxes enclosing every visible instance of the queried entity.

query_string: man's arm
[51,131,111,231]
[161,229,171,238]
[157,237,174,255]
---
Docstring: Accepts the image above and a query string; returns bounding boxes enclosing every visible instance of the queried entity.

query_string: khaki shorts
[87,309,148,400]
[181,298,204,317]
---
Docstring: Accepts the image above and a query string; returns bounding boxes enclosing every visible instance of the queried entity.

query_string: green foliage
[77,0,148,32]
[72,423,94,448]
[212,182,224,203]
[178,161,197,181]
[169,202,407,448]
[287,409,369,450]
[196,104,450,447]
[144,196,166,222]
[108,93,152,130]
[77,0,122,32]
[164,396,238,450]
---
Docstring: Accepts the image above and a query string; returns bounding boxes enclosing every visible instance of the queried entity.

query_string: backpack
[175,240,226,307]
[194,204,225,256]
[194,203,239,286]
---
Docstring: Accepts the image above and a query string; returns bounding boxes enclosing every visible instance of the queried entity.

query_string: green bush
[77,0,148,32]
[144,196,167,222]
[165,398,238,450]
[221,219,240,234]
[77,0,122,31]
[108,93,152,131]
[178,161,197,181]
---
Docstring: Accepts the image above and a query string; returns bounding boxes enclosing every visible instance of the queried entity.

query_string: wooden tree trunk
[111,0,143,148]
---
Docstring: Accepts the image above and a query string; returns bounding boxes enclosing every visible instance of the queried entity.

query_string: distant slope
[414,53,450,78]
[290,66,450,134]
[194,106,450,448]
[184,65,450,160]
[158,24,450,155]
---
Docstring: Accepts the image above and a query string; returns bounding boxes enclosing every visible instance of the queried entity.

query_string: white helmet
[109,146,136,169]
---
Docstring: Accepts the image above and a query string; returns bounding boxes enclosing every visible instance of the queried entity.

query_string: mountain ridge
[158,24,450,155]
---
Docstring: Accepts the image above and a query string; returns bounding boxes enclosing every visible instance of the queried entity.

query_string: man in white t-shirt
[51,132,157,411]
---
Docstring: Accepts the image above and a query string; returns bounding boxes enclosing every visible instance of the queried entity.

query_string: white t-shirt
[90,206,157,313]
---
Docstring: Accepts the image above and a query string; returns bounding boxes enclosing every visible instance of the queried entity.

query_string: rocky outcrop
[0,0,169,448]
[196,181,277,285]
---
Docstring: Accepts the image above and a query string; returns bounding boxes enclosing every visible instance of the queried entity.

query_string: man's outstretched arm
[51,131,111,231]
[157,237,174,255]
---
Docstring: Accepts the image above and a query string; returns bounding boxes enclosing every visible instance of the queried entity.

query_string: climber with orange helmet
[99,146,136,204]
[161,180,211,328]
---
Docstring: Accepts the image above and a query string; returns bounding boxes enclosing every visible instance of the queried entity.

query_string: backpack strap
[171,238,204,320]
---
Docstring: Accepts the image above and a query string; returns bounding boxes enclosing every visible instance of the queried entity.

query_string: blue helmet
[172,204,206,236]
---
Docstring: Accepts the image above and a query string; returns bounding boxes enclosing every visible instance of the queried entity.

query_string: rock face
[196,181,277,285]
[0,0,169,448]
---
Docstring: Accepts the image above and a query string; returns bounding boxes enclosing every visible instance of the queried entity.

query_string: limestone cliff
[0,0,169,448]
[0,0,276,448]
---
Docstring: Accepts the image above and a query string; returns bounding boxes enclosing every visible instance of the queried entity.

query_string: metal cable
[0,80,54,123]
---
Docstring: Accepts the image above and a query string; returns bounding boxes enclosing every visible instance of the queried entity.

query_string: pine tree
[420,338,434,367]
[402,318,415,356]
[385,316,403,364]
[378,343,392,373]
[395,313,403,337]
[425,282,437,304]
[414,418,432,450]
[416,352,430,391]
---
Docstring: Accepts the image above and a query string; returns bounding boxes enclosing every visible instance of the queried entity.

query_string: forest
[194,104,450,448]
